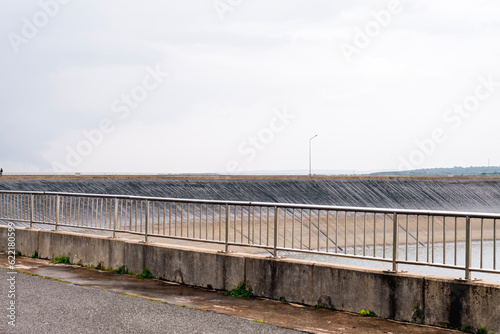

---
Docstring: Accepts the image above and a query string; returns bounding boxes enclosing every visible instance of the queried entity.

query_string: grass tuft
[122,293,139,298]
[176,304,206,311]
[315,303,335,310]
[461,325,472,333]
[113,265,129,275]
[53,255,71,265]
[7,268,71,284]
[138,267,154,279]
[46,277,71,283]
[476,326,493,334]
[358,309,377,317]
[224,282,254,298]
[9,269,41,277]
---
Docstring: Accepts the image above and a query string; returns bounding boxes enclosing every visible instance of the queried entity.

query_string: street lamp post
[309,135,317,176]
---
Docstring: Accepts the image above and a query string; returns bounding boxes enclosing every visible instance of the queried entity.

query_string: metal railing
[0,190,498,280]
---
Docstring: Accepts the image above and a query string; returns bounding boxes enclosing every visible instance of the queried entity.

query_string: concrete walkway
[0,269,302,334]
[0,254,461,334]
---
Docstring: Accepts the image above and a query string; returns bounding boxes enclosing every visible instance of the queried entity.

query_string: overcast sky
[1,0,499,174]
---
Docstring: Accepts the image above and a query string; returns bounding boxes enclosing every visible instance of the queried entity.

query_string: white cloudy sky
[1,0,500,174]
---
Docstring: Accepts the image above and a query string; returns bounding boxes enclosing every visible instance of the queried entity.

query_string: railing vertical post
[30,194,34,229]
[225,204,230,252]
[392,213,398,272]
[55,195,60,231]
[274,206,279,258]
[145,200,149,243]
[113,198,118,238]
[465,216,471,280]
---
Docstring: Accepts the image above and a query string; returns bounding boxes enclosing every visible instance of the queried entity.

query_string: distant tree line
[371,166,500,177]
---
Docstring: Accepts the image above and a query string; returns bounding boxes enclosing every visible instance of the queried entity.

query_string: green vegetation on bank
[371,166,500,177]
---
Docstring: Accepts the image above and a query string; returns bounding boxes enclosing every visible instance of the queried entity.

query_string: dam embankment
[1,176,500,212]
[2,225,499,333]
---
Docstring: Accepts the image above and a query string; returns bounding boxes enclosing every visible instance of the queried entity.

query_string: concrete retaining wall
[1,226,499,333]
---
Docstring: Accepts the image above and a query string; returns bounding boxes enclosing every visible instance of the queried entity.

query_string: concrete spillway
[1,176,500,212]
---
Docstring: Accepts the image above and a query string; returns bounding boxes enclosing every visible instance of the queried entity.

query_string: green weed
[138,267,154,279]
[315,303,335,310]
[358,309,377,317]
[113,265,129,275]
[53,255,71,264]
[461,325,472,333]
[224,282,254,298]
[411,305,425,324]
[476,326,494,334]
[122,293,139,298]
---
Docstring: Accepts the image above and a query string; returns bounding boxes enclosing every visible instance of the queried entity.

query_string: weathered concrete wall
[1,226,499,333]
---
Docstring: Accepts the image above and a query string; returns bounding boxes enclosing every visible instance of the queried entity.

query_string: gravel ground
[0,269,304,334]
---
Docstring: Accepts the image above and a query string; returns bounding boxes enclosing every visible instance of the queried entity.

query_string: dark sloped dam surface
[1,177,500,213]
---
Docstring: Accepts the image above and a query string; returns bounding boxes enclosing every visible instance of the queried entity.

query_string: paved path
[0,255,462,334]
[0,268,302,334]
